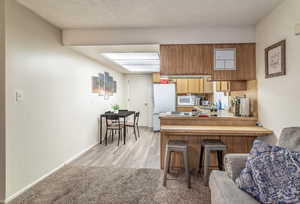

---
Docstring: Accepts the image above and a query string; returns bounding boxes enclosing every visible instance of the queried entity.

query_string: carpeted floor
[9,165,211,204]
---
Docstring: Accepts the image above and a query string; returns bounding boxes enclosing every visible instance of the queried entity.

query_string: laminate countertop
[160,125,273,136]
[159,112,257,121]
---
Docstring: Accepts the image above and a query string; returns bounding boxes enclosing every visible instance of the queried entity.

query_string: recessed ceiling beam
[63,26,256,46]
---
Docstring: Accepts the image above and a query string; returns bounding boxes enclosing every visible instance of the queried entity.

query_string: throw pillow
[235,140,300,204]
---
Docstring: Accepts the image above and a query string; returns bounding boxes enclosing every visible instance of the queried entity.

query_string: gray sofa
[209,127,300,204]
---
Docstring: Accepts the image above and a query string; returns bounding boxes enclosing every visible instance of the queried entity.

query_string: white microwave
[177,96,196,106]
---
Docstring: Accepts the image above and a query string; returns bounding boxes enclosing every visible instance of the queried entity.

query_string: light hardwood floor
[71,127,161,169]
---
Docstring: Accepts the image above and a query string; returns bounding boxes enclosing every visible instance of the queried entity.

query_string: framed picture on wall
[99,73,105,96]
[113,81,117,93]
[91,76,100,94]
[108,76,113,96]
[265,40,286,78]
[104,72,110,99]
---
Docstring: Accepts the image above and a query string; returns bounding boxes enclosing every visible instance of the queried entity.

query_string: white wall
[256,0,300,144]
[63,26,256,46]
[0,0,6,201]
[5,0,125,200]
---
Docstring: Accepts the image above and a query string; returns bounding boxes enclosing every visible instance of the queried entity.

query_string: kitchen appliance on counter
[232,96,250,117]
[239,97,250,117]
[177,95,196,106]
[201,100,210,106]
[153,84,176,131]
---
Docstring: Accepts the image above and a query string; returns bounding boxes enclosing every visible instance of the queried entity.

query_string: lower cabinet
[176,106,194,112]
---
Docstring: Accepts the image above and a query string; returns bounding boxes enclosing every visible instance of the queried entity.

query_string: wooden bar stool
[163,140,191,188]
[198,139,226,186]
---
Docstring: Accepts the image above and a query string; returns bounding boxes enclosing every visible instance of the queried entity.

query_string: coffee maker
[232,96,250,117]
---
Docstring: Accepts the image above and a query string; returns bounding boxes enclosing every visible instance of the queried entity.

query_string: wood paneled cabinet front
[203,78,213,93]
[188,79,204,94]
[176,79,204,94]
[152,73,160,83]
[216,81,247,92]
[176,79,189,94]
[160,43,256,81]
[160,45,213,75]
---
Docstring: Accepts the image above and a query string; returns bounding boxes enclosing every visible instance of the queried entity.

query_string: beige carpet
[9,165,211,204]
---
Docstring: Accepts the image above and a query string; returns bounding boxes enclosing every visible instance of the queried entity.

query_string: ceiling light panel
[114,59,160,66]
[102,52,160,72]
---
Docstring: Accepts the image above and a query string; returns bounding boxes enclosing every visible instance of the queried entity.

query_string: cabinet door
[188,79,199,93]
[160,45,183,75]
[221,81,229,92]
[229,81,247,91]
[216,81,221,92]
[160,45,213,75]
[152,73,160,83]
[212,43,256,80]
[176,79,189,93]
[182,45,213,75]
[203,78,213,93]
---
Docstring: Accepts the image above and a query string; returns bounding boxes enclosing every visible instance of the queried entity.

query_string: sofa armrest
[224,154,249,181]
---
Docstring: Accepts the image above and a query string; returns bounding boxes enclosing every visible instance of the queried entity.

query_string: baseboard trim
[4,142,98,203]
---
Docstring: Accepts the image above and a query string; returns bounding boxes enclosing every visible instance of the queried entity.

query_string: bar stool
[163,140,191,188]
[198,139,226,186]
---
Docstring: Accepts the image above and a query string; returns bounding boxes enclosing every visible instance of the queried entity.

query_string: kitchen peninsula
[160,113,272,169]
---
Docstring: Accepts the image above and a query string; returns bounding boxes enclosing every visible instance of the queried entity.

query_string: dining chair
[105,115,124,146]
[125,112,140,140]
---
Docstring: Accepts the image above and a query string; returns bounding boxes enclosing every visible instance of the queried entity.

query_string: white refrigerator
[152,84,176,131]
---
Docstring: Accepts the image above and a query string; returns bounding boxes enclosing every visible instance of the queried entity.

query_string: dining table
[99,111,135,145]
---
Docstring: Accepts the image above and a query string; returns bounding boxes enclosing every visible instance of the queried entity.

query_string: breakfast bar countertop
[160,125,273,136]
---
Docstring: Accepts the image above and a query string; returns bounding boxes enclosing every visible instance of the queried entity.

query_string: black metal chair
[125,112,140,140]
[105,115,124,146]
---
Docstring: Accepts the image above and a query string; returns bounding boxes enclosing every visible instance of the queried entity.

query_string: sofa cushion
[209,171,258,204]
[278,127,300,152]
[224,154,248,181]
[236,140,300,204]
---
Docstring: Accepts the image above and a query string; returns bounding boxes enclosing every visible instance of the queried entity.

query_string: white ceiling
[18,0,283,29]
[71,44,160,73]
[17,0,283,74]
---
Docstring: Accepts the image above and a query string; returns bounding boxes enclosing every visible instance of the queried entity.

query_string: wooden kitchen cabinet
[176,79,204,94]
[188,79,204,94]
[176,106,194,112]
[216,81,247,92]
[230,81,247,91]
[203,78,213,93]
[176,79,189,93]
[160,43,256,81]
[160,45,183,75]
[160,45,213,75]
[212,43,256,81]
[152,73,160,83]
[216,81,229,92]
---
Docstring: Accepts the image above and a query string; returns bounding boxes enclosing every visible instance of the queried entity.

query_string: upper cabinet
[188,79,204,94]
[203,78,213,94]
[176,78,208,94]
[216,81,247,92]
[211,44,256,81]
[152,73,161,83]
[160,45,213,75]
[176,79,189,94]
[160,43,256,81]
